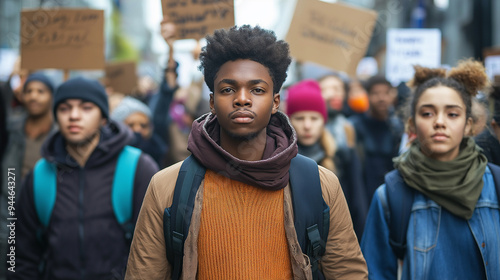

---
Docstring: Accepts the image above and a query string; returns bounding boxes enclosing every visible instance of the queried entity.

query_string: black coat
[475,129,500,166]
[10,121,158,280]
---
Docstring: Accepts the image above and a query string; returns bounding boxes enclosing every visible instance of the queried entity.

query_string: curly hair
[407,59,490,120]
[363,75,392,94]
[199,25,292,94]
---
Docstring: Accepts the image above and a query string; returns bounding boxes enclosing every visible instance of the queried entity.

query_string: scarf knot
[394,137,488,219]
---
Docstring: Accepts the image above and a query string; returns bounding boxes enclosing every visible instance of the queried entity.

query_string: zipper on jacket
[79,168,86,280]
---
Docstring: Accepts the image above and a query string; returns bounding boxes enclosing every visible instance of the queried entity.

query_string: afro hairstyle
[199,25,292,94]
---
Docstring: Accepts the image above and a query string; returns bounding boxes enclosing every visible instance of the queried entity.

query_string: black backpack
[385,162,500,259]
[163,154,330,279]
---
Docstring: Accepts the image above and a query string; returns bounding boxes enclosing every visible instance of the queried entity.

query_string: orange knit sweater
[197,170,293,279]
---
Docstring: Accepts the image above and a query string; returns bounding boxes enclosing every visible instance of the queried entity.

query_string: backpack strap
[33,146,141,239]
[112,145,142,242]
[289,154,329,280]
[164,155,206,280]
[33,159,58,228]
[385,169,414,260]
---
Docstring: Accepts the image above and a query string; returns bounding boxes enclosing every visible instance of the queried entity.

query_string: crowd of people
[1,15,500,280]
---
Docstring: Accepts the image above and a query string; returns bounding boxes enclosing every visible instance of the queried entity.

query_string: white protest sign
[386,28,441,86]
[485,55,500,82]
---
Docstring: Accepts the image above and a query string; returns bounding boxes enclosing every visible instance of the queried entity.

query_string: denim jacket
[361,166,500,280]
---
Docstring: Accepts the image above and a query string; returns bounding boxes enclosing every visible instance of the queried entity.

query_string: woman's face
[290,111,325,146]
[410,86,471,161]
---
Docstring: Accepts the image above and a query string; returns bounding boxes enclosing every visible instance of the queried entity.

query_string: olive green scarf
[393,137,488,220]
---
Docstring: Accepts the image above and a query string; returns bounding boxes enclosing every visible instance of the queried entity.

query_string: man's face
[124,112,152,139]
[23,81,52,117]
[319,76,345,111]
[210,59,279,142]
[368,83,396,116]
[56,99,105,146]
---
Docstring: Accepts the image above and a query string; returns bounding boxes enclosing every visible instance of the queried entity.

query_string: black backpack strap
[385,169,414,260]
[163,155,206,280]
[289,154,329,280]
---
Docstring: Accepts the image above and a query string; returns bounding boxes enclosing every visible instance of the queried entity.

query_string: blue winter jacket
[361,166,500,280]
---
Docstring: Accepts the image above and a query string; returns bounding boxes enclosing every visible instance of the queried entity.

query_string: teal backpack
[163,154,330,280]
[33,145,142,241]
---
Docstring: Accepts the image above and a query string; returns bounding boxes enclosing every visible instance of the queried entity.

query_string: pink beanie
[286,79,327,121]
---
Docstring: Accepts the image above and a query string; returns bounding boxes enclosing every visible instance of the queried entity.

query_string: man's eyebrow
[248,79,269,86]
[217,79,237,86]
[217,79,270,86]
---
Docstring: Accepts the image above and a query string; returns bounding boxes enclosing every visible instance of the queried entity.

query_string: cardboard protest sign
[285,0,377,76]
[105,61,138,95]
[386,28,441,86]
[161,0,235,40]
[20,8,105,70]
[484,47,500,82]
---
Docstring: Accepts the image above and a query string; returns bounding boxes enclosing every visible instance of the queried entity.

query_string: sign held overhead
[285,0,378,76]
[105,61,138,95]
[20,8,105,70]
[161,0,235,40]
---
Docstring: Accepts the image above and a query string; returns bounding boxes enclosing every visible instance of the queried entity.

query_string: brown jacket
[125,161,368,280]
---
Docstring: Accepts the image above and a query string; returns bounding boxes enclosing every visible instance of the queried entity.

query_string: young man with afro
[125,25,367,279]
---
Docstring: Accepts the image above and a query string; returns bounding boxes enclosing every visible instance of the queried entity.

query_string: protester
[126,25,367,279]
[1,56,30,118]
[318,73,357,151]
[349,75,404,206]
[475,82,500,165]
[111,96,167,167]
[361,60,499,279]
[0,73,57,279]
[151,17,210,167]
[286,79,368,239]
[469,95,489,136]
[1,73,57,279]
[346,78,370,116]
[11,77,158,279]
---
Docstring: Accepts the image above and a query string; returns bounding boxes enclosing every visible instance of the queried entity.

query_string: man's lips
[230,110,255,123]
[68,125,82,133]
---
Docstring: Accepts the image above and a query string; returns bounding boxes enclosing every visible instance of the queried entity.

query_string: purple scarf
[187,111,298,190]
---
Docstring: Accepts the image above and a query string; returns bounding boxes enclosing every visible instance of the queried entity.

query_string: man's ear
[209,93,215,114]
[271,93,280,114]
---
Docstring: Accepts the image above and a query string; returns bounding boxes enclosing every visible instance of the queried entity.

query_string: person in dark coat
[349,76,404,207]
[10,77,159,280]
[475,82,500,165]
